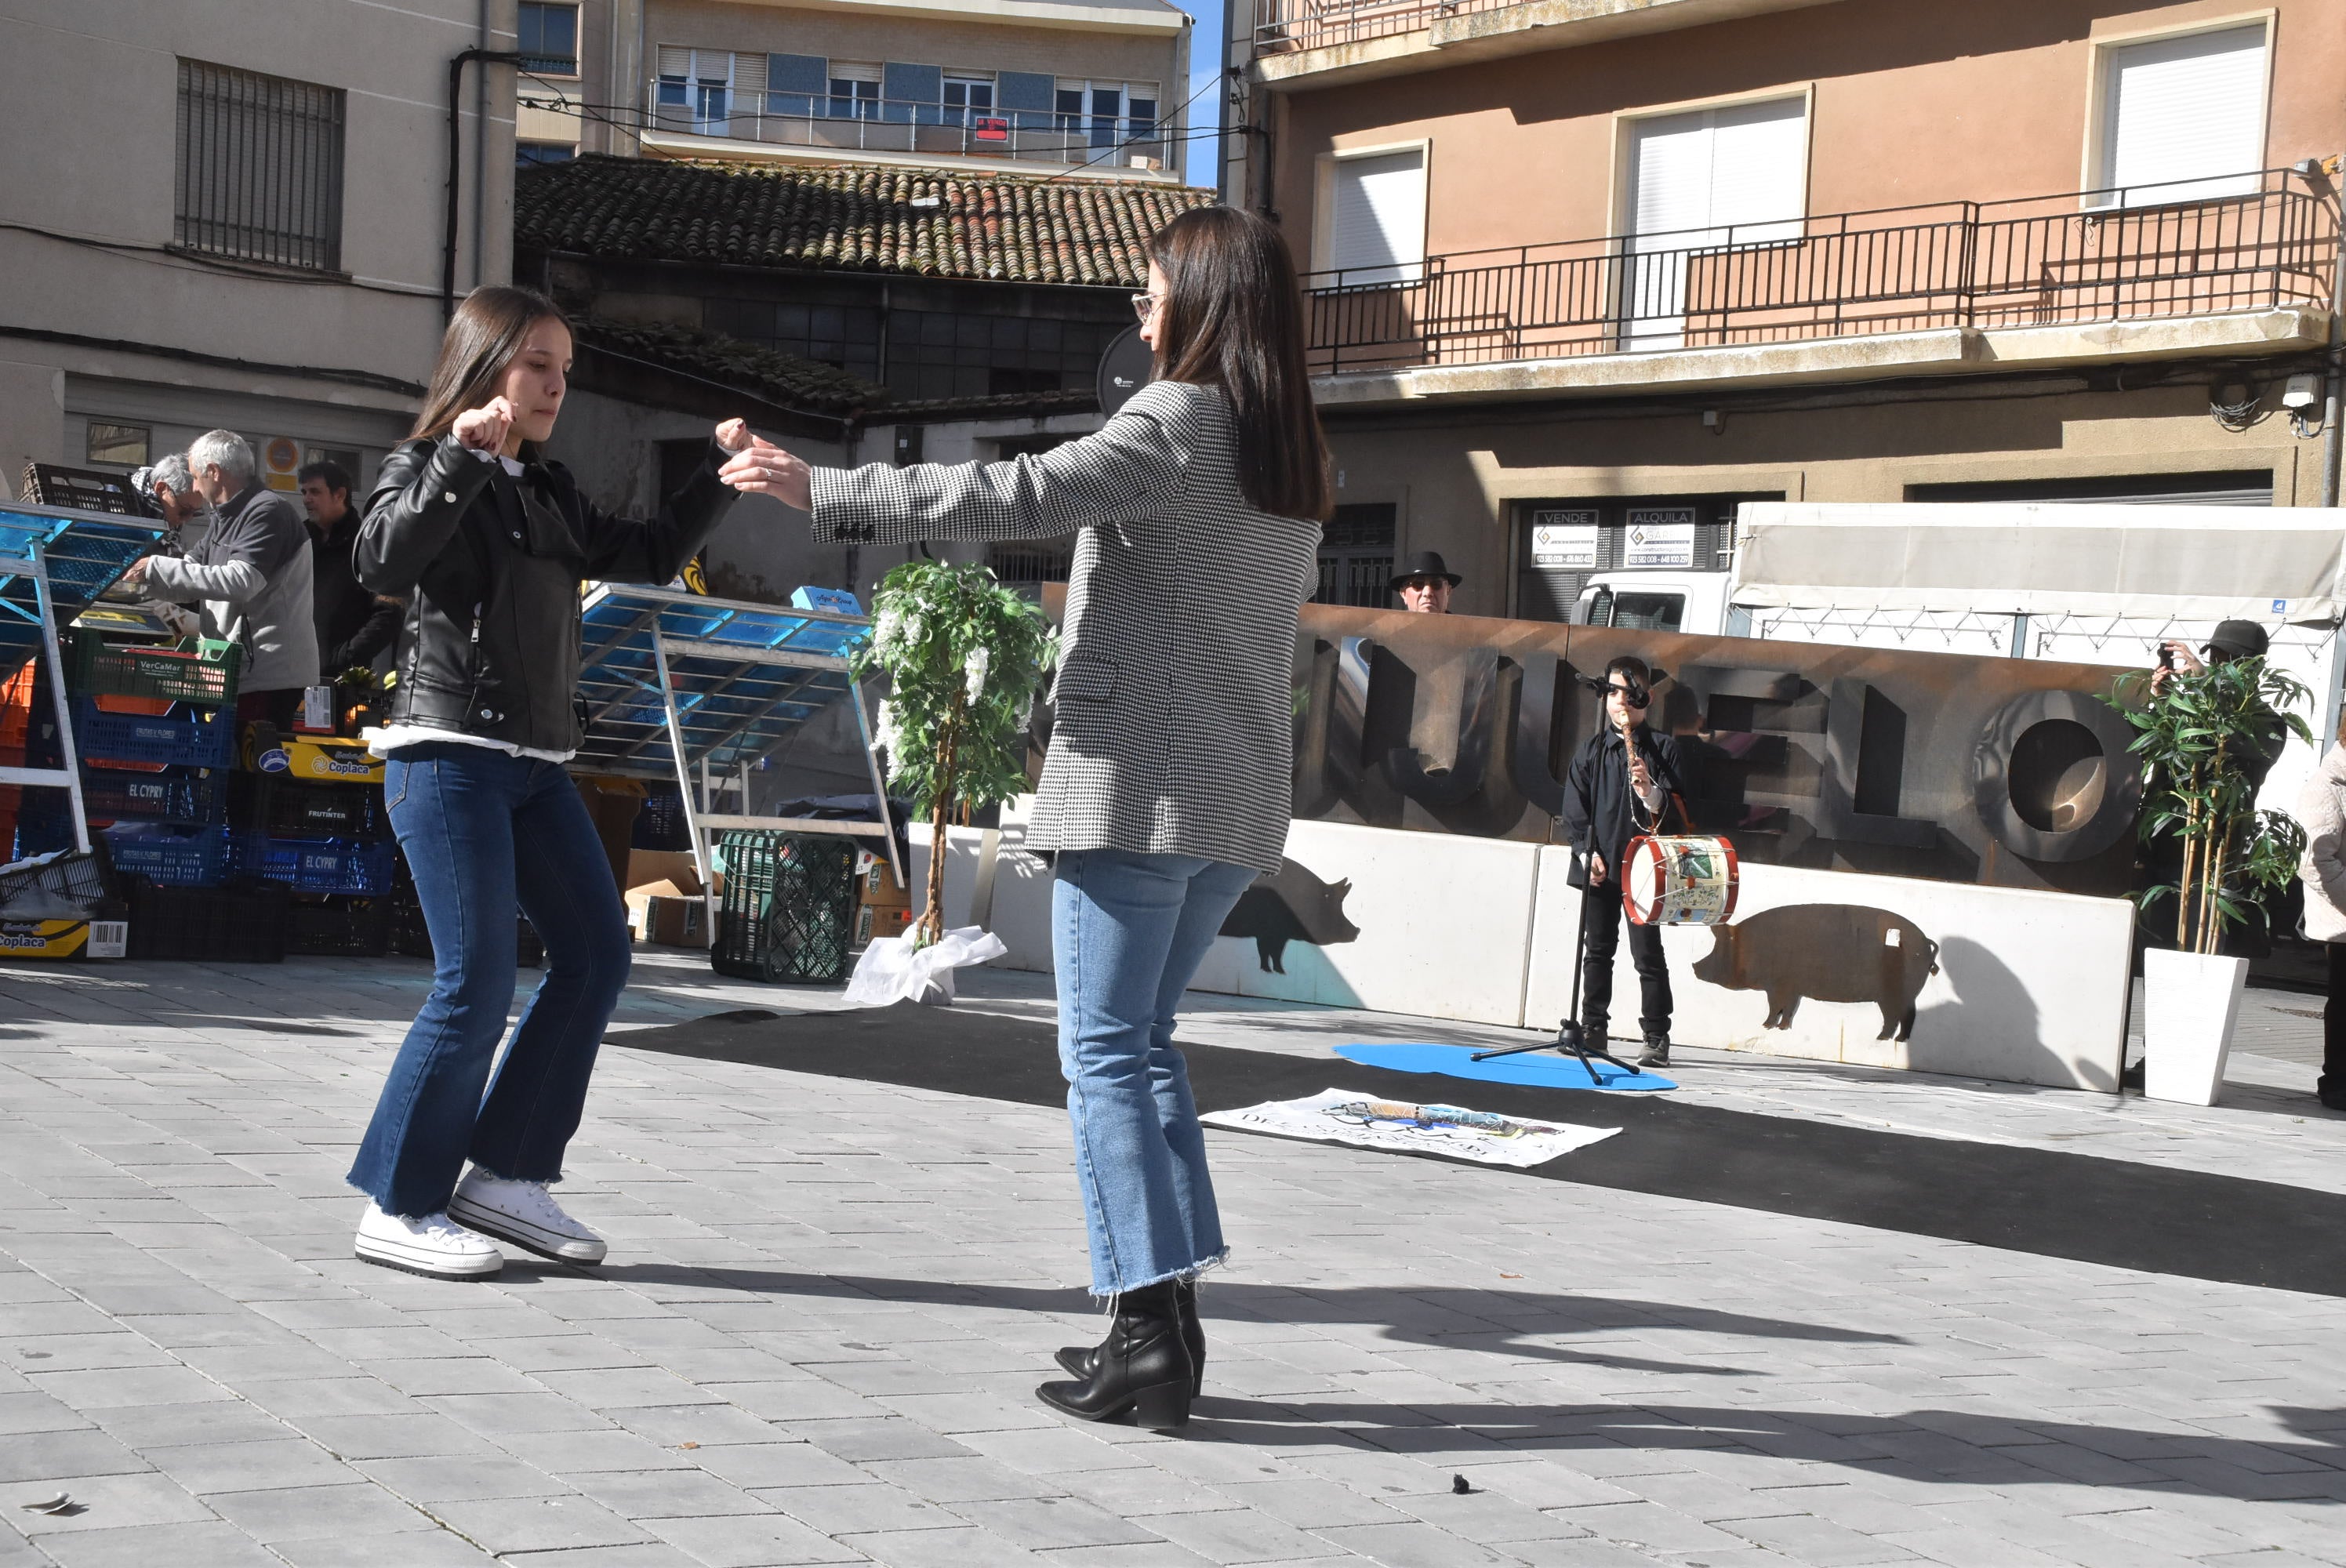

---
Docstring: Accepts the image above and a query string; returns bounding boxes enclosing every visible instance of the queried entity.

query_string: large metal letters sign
[1283,602,2143,897]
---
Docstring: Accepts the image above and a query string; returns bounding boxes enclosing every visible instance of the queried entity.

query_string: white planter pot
[2141,949,2249,1105]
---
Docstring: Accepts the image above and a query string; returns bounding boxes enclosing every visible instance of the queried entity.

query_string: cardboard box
[643,895,708,948]
[249,734,385,786]
[858,853,911,908]
[625,850,708,940]
[0,918,125,960]
[855,903,916,945]
[627,849,704,898]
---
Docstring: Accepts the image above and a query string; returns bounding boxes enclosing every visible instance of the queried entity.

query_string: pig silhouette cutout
[1690,904,1941,1041]
[1219,860,1362,974]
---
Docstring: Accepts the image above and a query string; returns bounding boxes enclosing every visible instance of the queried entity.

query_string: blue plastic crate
[232,833,398,895]
[68,697,234,769]
[101,824,232,887]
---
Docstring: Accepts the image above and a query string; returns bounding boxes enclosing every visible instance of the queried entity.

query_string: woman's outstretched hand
[715,419,811,510]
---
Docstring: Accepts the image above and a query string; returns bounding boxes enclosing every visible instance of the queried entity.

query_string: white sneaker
[354,1203,503,1279]
[448,1171,608,1265]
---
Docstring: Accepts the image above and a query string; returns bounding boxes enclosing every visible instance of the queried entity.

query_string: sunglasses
[1130,292,1162,322]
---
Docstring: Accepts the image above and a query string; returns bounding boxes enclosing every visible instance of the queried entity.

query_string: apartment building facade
[1223,0,2345,620]
[515,0,1193,183]
[0,0,517,500]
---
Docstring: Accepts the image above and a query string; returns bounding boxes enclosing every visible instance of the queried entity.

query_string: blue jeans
[348,743,632,1218]
[1052,848,1256,1296]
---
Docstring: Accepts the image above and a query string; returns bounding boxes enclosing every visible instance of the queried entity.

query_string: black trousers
[1581,889,1672,1044]
[2325,944,2346,1104]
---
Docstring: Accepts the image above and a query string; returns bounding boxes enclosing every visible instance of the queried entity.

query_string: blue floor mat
[1335,1043,1678,1092]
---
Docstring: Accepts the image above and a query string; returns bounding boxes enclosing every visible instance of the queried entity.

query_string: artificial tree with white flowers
[848,560,1056,946]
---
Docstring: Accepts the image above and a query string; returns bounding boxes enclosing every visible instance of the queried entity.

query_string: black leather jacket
[357,435,735,753]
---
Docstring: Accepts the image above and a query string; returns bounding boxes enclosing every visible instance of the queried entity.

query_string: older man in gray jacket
[122,430,318,731]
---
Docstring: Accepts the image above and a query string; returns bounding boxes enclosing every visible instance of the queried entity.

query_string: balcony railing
[1254,0,1526,55]
[643,83,1169,172]
[1303,169,2338,376]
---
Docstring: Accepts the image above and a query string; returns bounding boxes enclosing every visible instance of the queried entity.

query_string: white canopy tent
[1731,503,2346,626]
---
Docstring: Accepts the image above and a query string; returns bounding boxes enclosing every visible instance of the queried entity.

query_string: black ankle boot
[1056,1279,1204,1396]
[1037,1279,1193,1428]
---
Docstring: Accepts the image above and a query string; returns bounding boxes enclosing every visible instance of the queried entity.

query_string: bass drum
[1622,834,1740,927]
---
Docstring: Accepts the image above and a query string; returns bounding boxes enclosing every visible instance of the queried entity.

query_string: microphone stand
[1474,710,1644,1083]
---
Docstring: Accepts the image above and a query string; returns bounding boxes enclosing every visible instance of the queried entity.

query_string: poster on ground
[1201,1087,1618,1168]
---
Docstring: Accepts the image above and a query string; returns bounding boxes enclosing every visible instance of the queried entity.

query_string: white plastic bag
[842,924,1008,1007]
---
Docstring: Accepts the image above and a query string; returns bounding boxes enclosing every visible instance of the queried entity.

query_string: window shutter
[732,53,765,100]
[656,44,692,78]
[1630,97,1803,240]
[1327,149,1425,283]
[1630,110,1714,239]
[882,63,941,103]
[768,53,825,94]
[1703,98,1805,236]
[997,71,1052,110]
[2101,24,2267,202]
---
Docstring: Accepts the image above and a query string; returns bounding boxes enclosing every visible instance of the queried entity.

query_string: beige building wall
[1273,0,2346,267]
[1326,382,2330,619]
[0,0,518,494]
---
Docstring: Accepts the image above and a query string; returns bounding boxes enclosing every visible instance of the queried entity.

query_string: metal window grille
[1314,503,1396,608]
[175,60,344,272]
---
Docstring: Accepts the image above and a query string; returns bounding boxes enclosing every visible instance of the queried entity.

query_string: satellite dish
[1095,325,1154,417]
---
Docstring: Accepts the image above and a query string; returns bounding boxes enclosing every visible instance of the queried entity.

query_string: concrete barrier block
[1524,851,2130,1091]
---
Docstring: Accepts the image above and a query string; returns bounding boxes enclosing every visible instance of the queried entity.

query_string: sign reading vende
[1529,510,1599,570]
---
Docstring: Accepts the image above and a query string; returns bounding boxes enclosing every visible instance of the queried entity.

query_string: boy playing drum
[1560,655,1688,1069]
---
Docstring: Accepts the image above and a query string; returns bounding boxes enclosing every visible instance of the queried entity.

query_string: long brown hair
[409,285,568,442]
[1148,208,1331,522]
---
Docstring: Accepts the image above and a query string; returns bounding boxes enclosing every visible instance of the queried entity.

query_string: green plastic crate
[67,633,242,708]
[710,829,858,984]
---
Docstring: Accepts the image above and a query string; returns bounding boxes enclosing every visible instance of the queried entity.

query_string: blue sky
[1182,0,1224,190]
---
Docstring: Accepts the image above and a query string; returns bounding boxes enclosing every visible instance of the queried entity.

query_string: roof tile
[518,156,1215,287]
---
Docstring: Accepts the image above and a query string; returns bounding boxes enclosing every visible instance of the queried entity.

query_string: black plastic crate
[710,829,857,984]
[231,773,386,841]
[285,894,392,957]
[631,787,692,851]
[125,878,289,962]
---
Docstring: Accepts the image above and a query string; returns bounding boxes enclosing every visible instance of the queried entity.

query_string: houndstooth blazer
[809,380,1320,877]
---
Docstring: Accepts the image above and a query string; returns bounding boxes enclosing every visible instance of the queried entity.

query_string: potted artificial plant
[845,560,1055,1001]
[2110,654,2310,1105]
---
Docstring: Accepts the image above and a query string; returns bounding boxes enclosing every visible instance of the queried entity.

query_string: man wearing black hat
[1392,551,1460,614]
[2148,619,2287,787]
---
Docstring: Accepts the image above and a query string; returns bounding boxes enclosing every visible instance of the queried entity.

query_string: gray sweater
[142,483,319,694]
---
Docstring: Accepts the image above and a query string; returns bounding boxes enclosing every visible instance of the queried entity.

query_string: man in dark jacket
[1559,655,1688,1069]
[299,460,401,677]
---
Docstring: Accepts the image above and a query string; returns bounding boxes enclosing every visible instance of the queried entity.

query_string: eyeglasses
[1130,292,1163,322]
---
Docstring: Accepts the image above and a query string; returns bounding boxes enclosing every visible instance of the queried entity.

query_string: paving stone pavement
[1,949,2342,1568]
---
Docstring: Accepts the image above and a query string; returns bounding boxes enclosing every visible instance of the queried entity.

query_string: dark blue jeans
[348,743,631,1218]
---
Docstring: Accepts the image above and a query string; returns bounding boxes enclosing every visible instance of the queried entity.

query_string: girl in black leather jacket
[344,285,789,1280]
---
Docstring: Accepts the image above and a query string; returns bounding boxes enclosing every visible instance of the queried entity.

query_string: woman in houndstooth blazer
[742,208,1331,1429]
